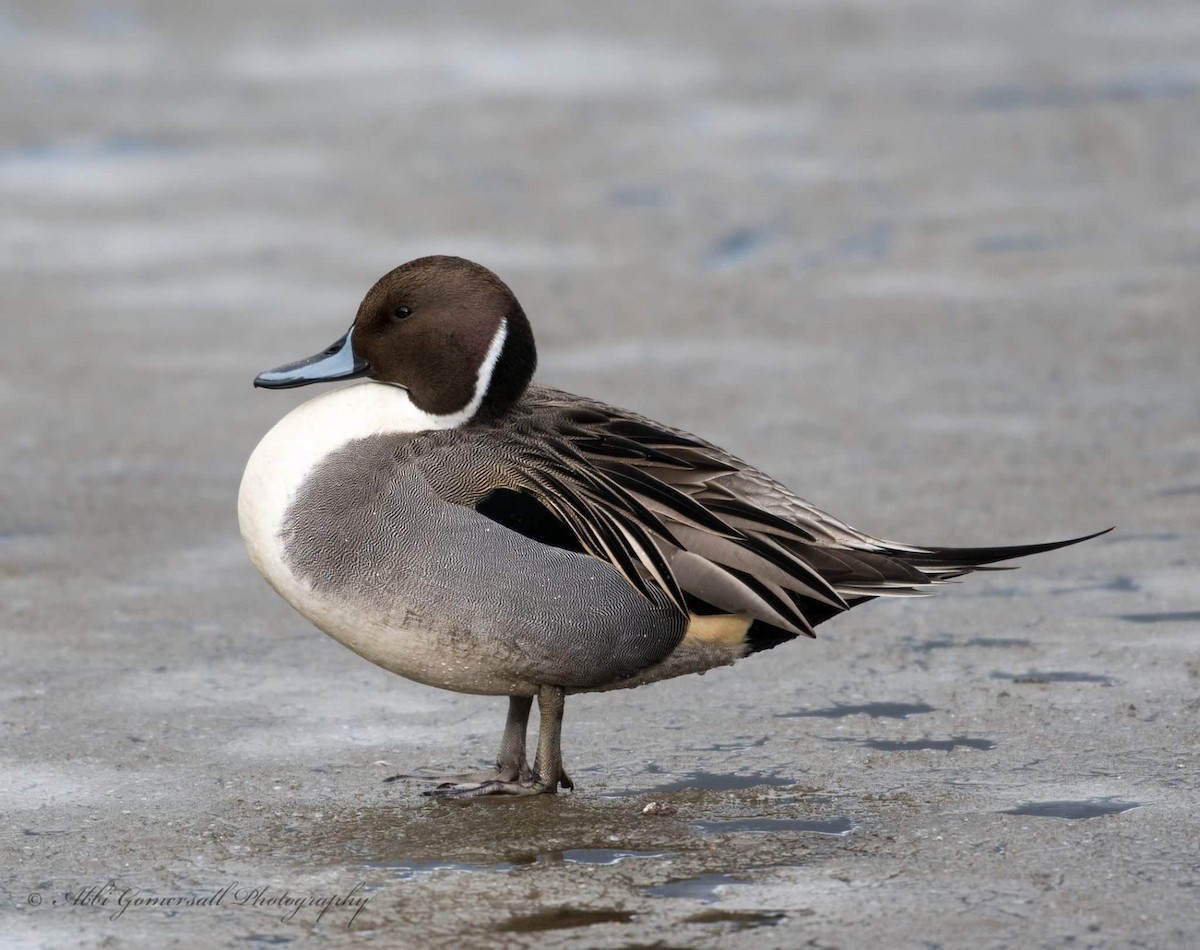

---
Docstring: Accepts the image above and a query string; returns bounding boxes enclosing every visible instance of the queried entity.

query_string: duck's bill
[253,329,369,389]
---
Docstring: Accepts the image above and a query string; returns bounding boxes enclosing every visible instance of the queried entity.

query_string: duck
[238,255,1105,798]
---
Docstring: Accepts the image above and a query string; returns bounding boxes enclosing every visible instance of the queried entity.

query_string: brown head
[254,256,537,424]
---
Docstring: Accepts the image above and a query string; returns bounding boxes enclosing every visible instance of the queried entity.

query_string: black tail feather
[894,527,1114,569]
[742,529,1110,654]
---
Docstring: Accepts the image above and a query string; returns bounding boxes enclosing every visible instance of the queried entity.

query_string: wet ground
[3,1,1199,947]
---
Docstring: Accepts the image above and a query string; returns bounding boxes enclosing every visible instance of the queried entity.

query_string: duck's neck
[469,305,538,425]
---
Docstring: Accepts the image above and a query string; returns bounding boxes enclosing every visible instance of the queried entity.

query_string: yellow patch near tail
[684,613,752,646]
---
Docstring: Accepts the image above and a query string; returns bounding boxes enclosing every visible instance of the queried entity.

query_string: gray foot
[424,779,552,799]
[423,767,572,799]
[384,767,524,785]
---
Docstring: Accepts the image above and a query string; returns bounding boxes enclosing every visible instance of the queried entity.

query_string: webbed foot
[384,766,528,786]
[423,765,572,799]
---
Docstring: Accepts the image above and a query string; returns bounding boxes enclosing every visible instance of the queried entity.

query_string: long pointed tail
[757,526,1112,640]
[889,527,1113,580]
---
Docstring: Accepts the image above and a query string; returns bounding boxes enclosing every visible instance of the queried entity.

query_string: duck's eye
[392,306,413,320]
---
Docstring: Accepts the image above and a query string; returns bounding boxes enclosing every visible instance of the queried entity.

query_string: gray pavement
[2,2,1198,947]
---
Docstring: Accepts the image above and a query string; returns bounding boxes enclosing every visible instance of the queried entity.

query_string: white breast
[238,381,437,593]
[238,380,542,696]
[238,382,454,637]
[239,318,511,569]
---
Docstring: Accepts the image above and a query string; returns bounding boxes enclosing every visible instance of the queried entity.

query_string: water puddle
[495,908,634,933]
[1002,798,1143,820]
[645,872,747,903]
[992,671,1114,685]
[705,227,768,266]
[912,637,1031,652]
[1052,576,1138,595]
[367,848,664,876]
[780,702,935,720]
[964,637,1032,649]
[686,909,789,929]
[909,638,955,652]
[1118,611,1200,625]
[0,529,43,544]
[693,816,854,836]
[841,737,996,752]
[0,136,176,166]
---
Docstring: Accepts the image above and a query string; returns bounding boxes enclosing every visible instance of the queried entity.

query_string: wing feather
[451,386,1102,640]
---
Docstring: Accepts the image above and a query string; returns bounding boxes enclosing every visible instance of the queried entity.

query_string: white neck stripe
[427,318,508,429]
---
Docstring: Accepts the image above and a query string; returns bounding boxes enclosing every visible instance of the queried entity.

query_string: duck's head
[254,255,537,424]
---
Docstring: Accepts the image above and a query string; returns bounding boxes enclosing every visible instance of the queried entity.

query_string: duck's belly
[237,383,542,696]
[262,583,541,697]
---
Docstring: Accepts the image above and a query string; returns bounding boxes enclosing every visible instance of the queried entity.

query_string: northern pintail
[238,255,1104,797]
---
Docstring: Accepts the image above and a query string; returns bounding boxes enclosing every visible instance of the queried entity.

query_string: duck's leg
[425,687,571,798]
[531,685,574,792]
[496,694,533,782]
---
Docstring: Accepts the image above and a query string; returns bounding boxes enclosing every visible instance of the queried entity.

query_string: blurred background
[4,2,1198,947]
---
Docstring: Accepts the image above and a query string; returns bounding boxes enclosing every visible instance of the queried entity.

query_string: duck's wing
[430,386,1103,638]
